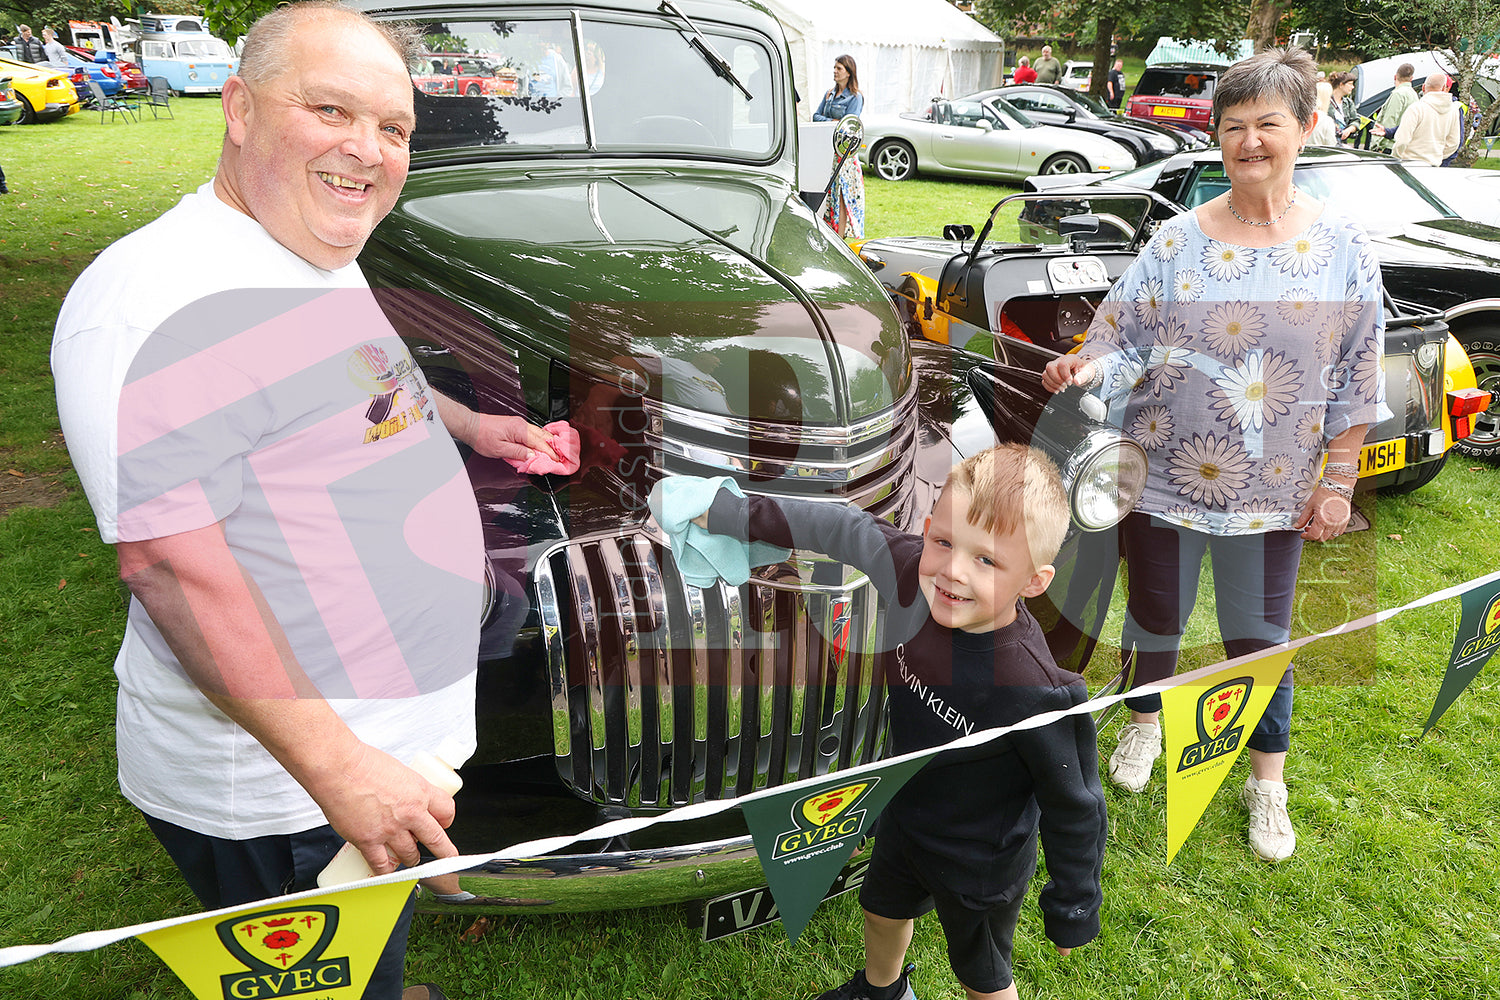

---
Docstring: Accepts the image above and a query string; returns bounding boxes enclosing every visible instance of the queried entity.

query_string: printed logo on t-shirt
[347,343,431,443]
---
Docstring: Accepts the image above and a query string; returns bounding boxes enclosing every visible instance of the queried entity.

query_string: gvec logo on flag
[772,779,879,861]
[1456,594,1500,664]
[215,905,350,999]
[1177,677,1252,772]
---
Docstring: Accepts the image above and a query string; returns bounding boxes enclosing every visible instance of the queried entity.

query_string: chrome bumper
[416,834,764,915]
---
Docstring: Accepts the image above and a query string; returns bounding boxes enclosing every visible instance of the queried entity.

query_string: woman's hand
[1042,354,1097,394]
[1294,483,1353,542]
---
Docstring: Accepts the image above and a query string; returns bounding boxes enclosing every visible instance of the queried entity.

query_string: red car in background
[412,52,522,97]
[1126,63,1220,136]
[67,44,149,94]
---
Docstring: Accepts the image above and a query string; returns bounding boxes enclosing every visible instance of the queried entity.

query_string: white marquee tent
[761,0,1005,120]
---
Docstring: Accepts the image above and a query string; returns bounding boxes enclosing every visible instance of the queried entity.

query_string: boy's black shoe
[814,964,917,1000]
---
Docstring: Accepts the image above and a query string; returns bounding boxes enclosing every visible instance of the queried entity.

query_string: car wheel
[465,83,482,96]
[1456,326,1500,460]
[1040,152,1089,175]
[873,141,916,182]
[17,93,36,125]
[1382,454,1449,494]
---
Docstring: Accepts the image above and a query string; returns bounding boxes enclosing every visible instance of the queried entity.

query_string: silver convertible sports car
[858,94,1138,182]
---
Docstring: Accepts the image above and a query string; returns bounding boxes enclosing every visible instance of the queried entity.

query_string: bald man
[1393,71,1463,166]
[50,4,553,998]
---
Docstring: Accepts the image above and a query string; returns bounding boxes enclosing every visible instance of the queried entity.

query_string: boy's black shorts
[858,817,1036,993]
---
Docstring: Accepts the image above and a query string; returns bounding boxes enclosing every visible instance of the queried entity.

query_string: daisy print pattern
[1260,454,1296,489]
[1208,350,1303,432]
[1167,432,1255,507]
[1144,317,1195,399]
[1131,404,1175,449]
[1293,463,1320,502]
[1268,223,1335,278]
[1136,276,1166,329]
[1224,498,1296,534]
[1276,288,1317,327]
[1154,225,1186,262]
[1294,411,1326,452]
[1351,337,1384,403]
[1161,506,1210,531]
[1174,269,1205,303]
[1201,240,1254,281]
[1201,301,1267,361]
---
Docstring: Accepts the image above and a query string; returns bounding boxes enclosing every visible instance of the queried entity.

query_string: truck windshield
[409,16,780,159]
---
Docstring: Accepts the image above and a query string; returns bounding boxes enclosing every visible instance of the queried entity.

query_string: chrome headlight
[1056,428,1149,530]
[1415,341,1441,373]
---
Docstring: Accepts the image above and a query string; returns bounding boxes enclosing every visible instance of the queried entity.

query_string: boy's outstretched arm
[1011,677,1108,953]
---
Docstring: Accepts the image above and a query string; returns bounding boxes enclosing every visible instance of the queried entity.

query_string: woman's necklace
[1227,187,1297,227]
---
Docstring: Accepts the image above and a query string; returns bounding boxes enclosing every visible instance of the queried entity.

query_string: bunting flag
[137,881,414,1000]
[8,570,1500,973]
[738,754,933,943]
[1161,649,1294,864]
[1424,578,1500,736]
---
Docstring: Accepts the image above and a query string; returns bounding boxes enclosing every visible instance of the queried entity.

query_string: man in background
[1106,59,1126,110]
[1034,44,1062,84]
[14,24,46,63]
[1012,54,1036,85]
[1377,62,1418,136]
[41,27,69,67]
[1393,71,1463,166]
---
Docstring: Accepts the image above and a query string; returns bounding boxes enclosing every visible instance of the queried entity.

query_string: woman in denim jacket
[814,55,865,238]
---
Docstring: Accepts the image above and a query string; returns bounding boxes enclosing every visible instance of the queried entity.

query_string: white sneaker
[1107,722,1162,793]
[1241,776,1297,861]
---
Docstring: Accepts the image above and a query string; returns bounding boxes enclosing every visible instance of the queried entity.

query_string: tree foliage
[200,0,272,44]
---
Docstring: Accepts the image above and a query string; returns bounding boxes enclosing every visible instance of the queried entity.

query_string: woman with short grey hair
[1043,47,1386,862]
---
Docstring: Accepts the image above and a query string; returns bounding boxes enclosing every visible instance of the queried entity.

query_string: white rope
[3,566,1496,968]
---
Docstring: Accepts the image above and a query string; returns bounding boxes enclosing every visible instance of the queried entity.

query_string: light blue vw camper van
[134,14,237,95]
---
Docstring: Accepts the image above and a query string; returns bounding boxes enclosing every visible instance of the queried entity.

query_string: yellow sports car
[0,56,80,124]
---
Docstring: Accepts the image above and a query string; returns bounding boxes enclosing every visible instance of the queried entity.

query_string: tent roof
[760,0,1002,49]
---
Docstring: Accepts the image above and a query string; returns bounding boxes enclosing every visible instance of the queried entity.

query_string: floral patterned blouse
[1080,207,1387,535]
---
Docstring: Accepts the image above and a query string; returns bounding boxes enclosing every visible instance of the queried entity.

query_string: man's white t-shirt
[53,182,482,839]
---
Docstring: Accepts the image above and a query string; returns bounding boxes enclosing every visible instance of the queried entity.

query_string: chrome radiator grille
[536,532,893,807]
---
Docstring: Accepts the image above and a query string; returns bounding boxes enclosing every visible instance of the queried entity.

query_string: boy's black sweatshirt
[706,490,1107,948]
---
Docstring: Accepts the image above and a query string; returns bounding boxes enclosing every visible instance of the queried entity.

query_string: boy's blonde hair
[945,444,1069,568]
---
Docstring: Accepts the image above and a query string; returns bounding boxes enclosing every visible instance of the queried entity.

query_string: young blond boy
[683,444,1107,1000]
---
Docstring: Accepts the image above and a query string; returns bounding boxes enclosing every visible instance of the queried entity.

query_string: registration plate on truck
[700,853,870,941]
[1358,438,1406,475]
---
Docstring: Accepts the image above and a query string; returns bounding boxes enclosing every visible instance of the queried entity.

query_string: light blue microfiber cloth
[648,476,791,587]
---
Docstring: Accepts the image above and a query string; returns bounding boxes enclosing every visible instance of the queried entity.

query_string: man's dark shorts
[144,813,414,1000]
[858,816,1037,993]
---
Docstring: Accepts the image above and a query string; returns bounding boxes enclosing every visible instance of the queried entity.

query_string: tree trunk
[1089,15,1115,103]
[1246,0,1286,52]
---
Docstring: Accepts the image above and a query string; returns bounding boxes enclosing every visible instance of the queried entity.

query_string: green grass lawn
[3,102,1500,1000]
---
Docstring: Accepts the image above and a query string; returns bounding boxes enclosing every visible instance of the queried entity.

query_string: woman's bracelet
[1323,461,1358,478]
[1318,477,1354,500]
[1082,364,1104,390]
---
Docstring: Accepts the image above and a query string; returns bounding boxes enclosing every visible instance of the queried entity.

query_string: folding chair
[87,80,139,123]
[144,76,174,120]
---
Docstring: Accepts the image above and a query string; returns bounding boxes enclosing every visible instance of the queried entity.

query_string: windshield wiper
[656,0,753,101]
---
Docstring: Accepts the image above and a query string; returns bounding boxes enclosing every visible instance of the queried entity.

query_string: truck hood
[364,164,908,427]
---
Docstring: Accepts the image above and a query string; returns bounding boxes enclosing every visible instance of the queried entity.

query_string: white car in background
[860,94,1137,182]
[1406,165,1500,228]
[1061,59,1092,90]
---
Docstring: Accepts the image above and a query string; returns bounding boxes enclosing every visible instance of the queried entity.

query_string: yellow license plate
[1154,105,1188,118]
[1357,439,1405,475]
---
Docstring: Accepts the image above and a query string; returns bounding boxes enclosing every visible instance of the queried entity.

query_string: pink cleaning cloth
[509,420,582,476]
